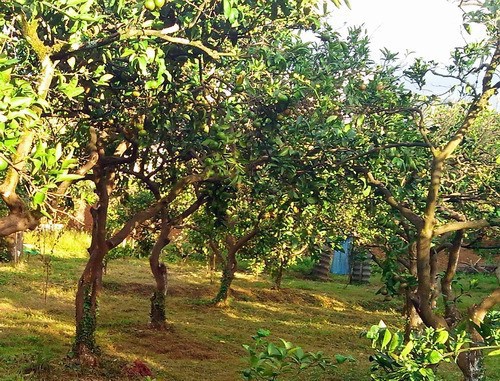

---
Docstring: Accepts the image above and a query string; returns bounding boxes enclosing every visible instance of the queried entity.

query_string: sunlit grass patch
[1,242,498,380]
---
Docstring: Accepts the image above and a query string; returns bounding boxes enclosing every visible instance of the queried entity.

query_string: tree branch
[353,166,424,229]
[335,141,429,167]
[440,42,499,160]
[50,25,227,61]
[106,174,206,249]
[433,218,499,237]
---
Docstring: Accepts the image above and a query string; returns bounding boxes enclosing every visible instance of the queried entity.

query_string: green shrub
[241,329,354,380]
[364,318,500,381]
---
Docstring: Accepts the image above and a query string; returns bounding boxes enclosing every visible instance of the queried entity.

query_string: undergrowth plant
[241,329,354,380]
[364,317,500,381]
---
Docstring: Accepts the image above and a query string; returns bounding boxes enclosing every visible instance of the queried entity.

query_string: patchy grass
[0,231,498,380]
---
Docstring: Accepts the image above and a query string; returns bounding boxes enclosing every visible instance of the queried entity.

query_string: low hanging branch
[106,174,208,249]
[353,165,424,229]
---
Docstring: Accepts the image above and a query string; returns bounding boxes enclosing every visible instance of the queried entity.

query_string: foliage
[364,318,500,381]
[241,329,354,380]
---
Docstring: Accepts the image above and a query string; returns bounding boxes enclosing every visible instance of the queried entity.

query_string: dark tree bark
[149,218,171,330]
[148,196,206,328]
[212,247,237,306]
[273,257,288,290]
[73,162,114,366]
[441,231,463,326]
[404,244,423,340]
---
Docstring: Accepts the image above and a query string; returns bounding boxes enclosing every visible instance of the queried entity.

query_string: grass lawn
[0,231,498,380]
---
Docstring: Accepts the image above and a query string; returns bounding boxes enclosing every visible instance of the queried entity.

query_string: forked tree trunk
[73,166,113,366]
[149,219,171,329]
[213,250,237,306]
[273,257,288,290]
[148,198,206,327]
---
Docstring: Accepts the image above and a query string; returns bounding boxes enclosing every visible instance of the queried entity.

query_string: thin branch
[336,141,429,167]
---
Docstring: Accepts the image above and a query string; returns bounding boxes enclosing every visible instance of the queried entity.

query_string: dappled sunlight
[0,261,29,274]
[5,253,492,380]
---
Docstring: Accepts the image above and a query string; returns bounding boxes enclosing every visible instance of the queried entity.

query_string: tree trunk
[73,261,103,366]
[211,225,258,306]
[213,251,236,306]
[273,257,288,290]
[273,263,284,290]
[457,350,485,381]
[404,245,423,339]
[0,232,23,263]
[149,219,171,330]
[73,164,113,366]
[441,231,463,326]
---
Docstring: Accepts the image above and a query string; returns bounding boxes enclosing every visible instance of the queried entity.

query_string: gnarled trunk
[73,164,113,365]
[457,350,485,381]
[441,231,463,326]
[213,254,237,306]
[149,219,171,329]
[0,232,23,263]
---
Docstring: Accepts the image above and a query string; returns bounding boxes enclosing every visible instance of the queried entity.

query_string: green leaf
[267,343,281,357]
[57,173,84,182]
[434,330,449,345]
[31,158,42,175]
[326,115,337,124]
[419,367,435,378]
[256,329,270,338]
[380,329,392,350]
[9,97,33,109]
[294,347,305,360]
[280,339,293,350]
[33,190,46,206]
[388,333,400,353]
[335,354,347,364]
[400,341,413,358]
[99,73,114,83]
[426,350,443,364]
[229,8,239,24]
[487,349,500,356]
[223,0,232,19]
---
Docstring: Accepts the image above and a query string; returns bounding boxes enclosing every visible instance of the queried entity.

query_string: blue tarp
[330,237,353,275]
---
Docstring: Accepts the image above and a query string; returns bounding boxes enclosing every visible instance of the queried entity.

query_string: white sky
[326,0,499,107]
[329,0,485,64]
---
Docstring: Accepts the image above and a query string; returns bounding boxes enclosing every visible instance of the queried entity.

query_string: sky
[325,0,499,106]
[328,0,485,64]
